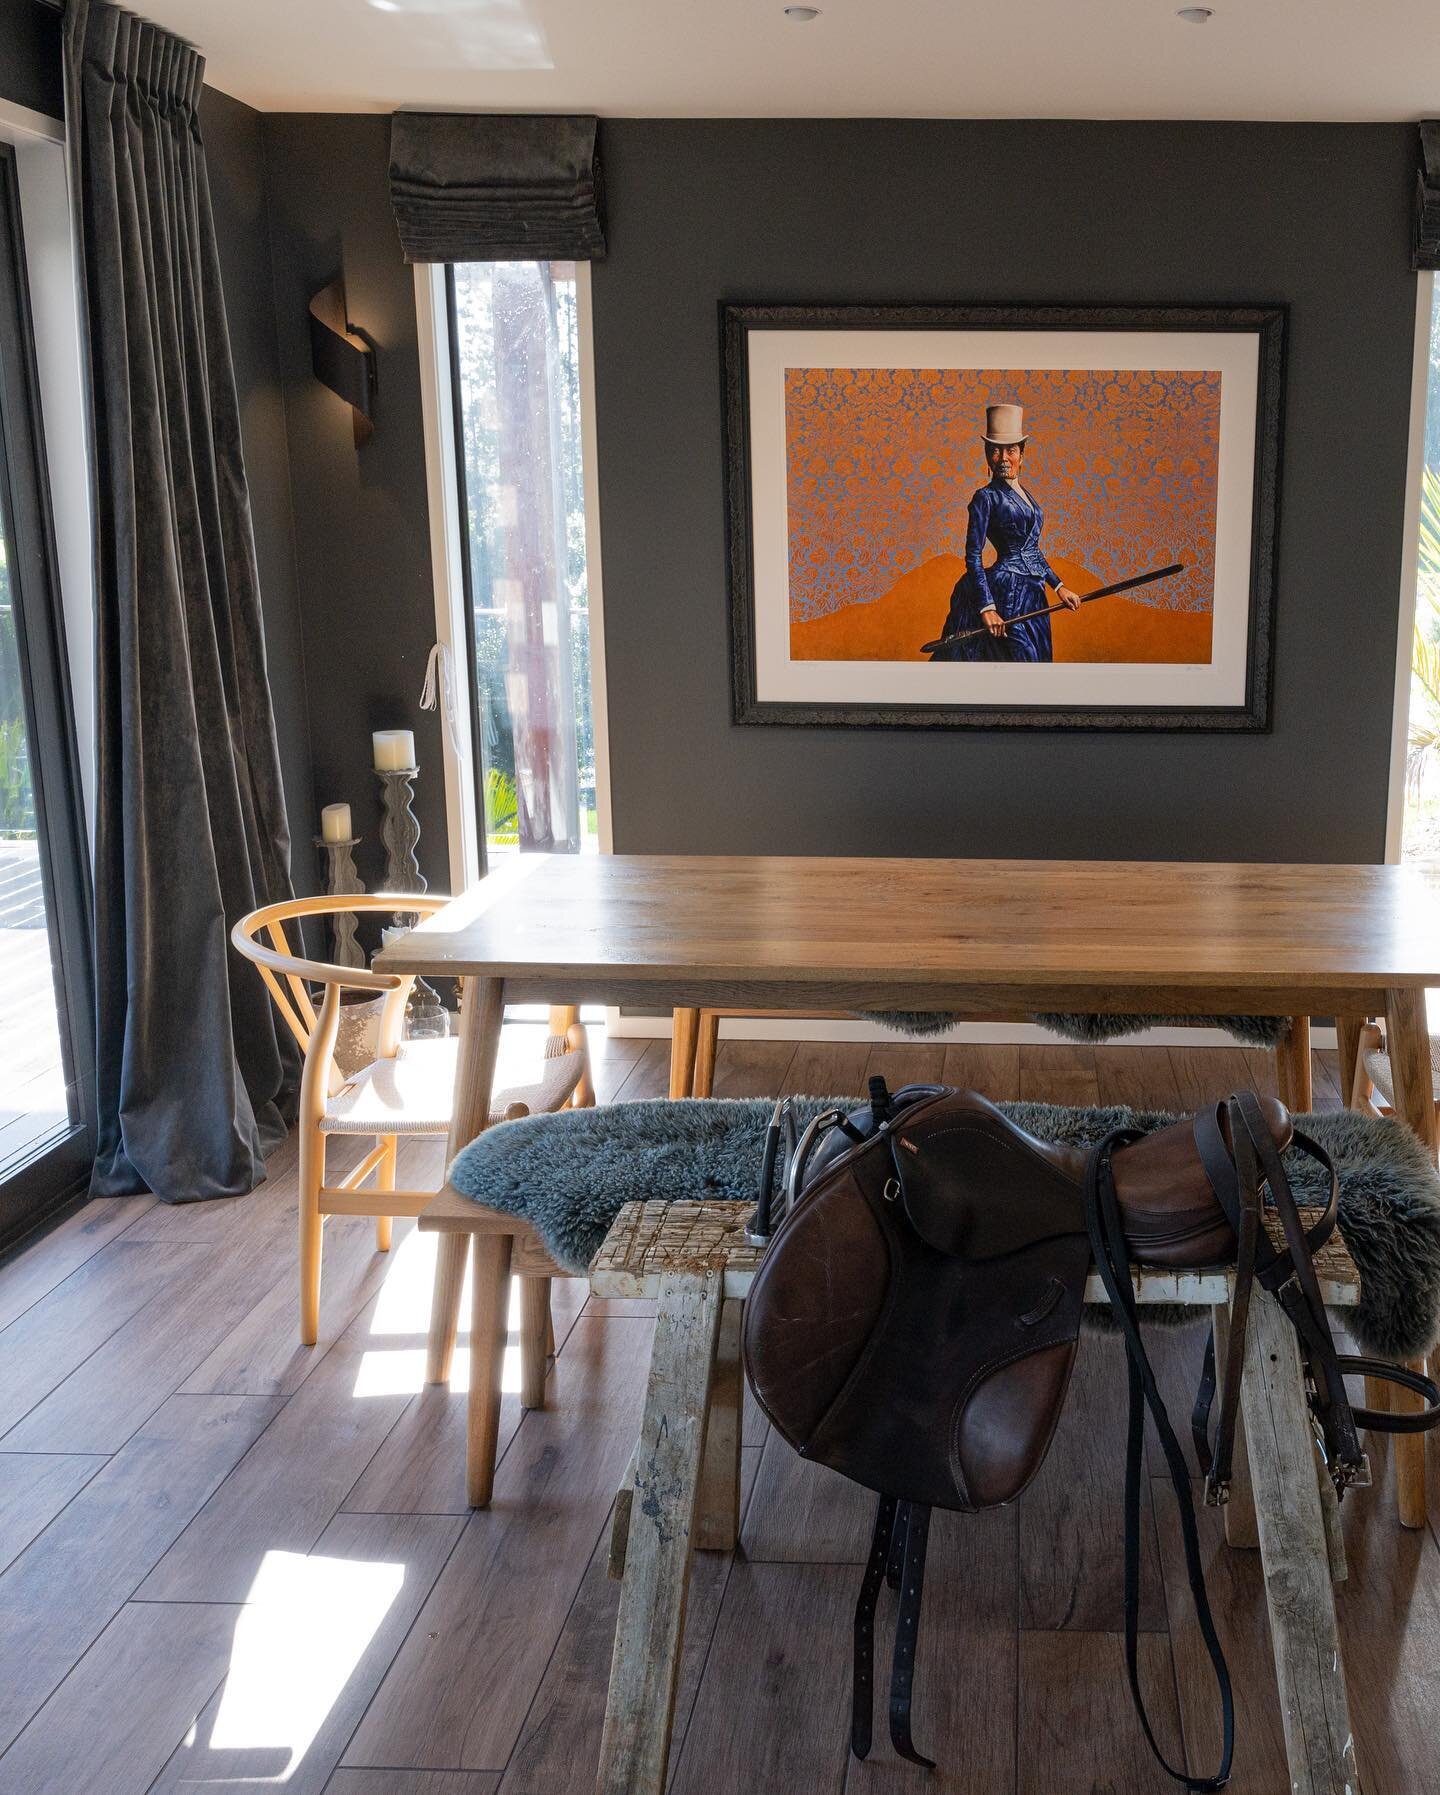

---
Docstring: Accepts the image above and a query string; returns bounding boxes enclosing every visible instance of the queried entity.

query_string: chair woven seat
[322,1035,587,1135]
[1361,989,1440,1108]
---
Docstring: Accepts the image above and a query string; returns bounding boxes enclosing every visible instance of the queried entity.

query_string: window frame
[1386,269,1438,862]
[413,257,613,895]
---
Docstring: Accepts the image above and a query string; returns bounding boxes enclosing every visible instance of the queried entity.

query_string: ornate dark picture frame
[723,302,1285,731]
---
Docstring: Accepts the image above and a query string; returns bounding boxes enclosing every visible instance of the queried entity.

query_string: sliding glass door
[0,145,93,1245]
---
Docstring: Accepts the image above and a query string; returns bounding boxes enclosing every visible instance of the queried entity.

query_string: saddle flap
[890,1098,1087,1260]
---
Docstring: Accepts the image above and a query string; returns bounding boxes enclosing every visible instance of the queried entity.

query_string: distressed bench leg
[1212,1301,1259,1550]
[695,1298,744,1552]
[1242,1283,1363,1795]
[597,1269,723,1795]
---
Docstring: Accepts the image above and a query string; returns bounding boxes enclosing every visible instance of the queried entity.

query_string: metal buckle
[1335,1454,1372,1492]
[1203,1474,1231,1508]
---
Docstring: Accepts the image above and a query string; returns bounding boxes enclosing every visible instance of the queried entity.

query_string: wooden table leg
[695,1297,743,1552]
[691,1011,721,1100]
[1275,1015,1313,1112]
[1335,1016,1366,1110]
[1384,986,1433,1528]
[1241,1284,1363,1795]
[426,976,507,1384]
[669,1008,700,1099]
[597,1269,723,1795]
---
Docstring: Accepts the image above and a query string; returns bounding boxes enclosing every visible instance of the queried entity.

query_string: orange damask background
[784,365,1220,665]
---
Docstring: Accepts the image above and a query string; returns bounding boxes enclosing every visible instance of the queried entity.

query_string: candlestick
[320,801,352,844]
[314,834,365,969]
[376,765,448,1038]
[372,730,416,772]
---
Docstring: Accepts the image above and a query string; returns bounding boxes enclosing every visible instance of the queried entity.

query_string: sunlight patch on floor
[352,1209,526,1396]
[208,1549,404,1771]
[351,1335,525,1397]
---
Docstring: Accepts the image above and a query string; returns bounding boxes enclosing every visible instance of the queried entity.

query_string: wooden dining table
[379,848,1440,1462]
[378,849,1440,1143]
[377,851,1440,1795]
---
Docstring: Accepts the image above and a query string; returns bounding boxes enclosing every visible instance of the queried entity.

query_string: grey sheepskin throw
[448,1096,1440,1358]
[863,1011,1291,1048]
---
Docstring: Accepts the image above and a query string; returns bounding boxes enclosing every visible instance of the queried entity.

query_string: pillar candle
[320,802,352,843]
[372,729,416,772]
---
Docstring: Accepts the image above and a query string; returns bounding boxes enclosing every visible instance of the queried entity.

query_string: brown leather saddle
[742,1080,1440,1790]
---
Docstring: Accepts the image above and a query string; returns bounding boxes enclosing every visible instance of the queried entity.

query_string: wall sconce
[309,276,377,447]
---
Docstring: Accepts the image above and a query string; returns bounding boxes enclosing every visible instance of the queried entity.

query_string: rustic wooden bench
[591,1197,1367,1795]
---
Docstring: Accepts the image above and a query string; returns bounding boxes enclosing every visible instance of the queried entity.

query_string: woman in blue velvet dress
[931,403,1081,663]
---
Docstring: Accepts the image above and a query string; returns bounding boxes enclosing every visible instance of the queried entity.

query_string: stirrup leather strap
[1086,1130,1235,1793]
[851,1496,936,1770]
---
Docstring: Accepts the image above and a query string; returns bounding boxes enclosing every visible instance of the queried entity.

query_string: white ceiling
[143,0,1440,119]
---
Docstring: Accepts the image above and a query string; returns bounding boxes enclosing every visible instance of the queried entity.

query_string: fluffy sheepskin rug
[863,1012,1291,1048]
[449,1095,1440,1359]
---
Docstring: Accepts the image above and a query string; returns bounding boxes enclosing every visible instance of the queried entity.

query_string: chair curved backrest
[232,893,450,1083]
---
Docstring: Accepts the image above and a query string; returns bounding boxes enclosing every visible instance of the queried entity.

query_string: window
[0,139,94,1241]
[447,260,596,861]
[1403,278,1440,862]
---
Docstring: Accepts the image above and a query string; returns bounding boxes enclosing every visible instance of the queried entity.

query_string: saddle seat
[745,1086,1293,1516]
[890,1086,1292,1271]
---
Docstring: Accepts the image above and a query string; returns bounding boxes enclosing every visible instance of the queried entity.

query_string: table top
[374,854,1440,1004]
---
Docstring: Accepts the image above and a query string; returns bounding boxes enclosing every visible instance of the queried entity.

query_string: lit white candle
[320,802,352,844]
[372,729,416,772]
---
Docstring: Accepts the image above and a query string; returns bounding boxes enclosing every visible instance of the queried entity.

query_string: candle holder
[376,765,449,1039]
[315,834,366,969]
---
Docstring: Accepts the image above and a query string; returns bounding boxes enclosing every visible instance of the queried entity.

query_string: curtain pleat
[65,1,299,1201]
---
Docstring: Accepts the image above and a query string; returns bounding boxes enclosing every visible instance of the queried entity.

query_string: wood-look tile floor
[0,1029,1436,1794]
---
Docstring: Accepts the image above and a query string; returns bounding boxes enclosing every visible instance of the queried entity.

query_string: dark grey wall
[0,0,61,120]
[200,86,315,888]
[246,117,1420,871]
[592,120,1417,862]
[259,113,447,895]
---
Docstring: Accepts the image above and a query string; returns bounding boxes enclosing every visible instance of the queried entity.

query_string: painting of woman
[929,403,1082,663]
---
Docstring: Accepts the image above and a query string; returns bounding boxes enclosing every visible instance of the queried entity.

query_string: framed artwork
[723,303,1285,730]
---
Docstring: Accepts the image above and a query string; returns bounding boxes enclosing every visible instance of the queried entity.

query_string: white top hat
[982,403,1027,445]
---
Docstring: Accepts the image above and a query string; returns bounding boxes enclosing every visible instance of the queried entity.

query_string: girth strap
[1086,1130,1235,1793]
[850,1496,936,1769]
[851,1494,898,1762]
[889,1502,936,1769]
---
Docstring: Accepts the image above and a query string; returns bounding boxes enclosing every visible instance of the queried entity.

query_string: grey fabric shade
[389,113,605,264]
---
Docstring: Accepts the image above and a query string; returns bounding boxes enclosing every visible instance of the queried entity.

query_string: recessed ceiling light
[1176,6,1214,20]
[784,5,821,18]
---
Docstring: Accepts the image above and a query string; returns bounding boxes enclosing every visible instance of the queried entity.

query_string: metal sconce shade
[309,276,376,446]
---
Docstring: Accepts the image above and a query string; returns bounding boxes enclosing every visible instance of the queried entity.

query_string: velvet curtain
[64,0,298,1201]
